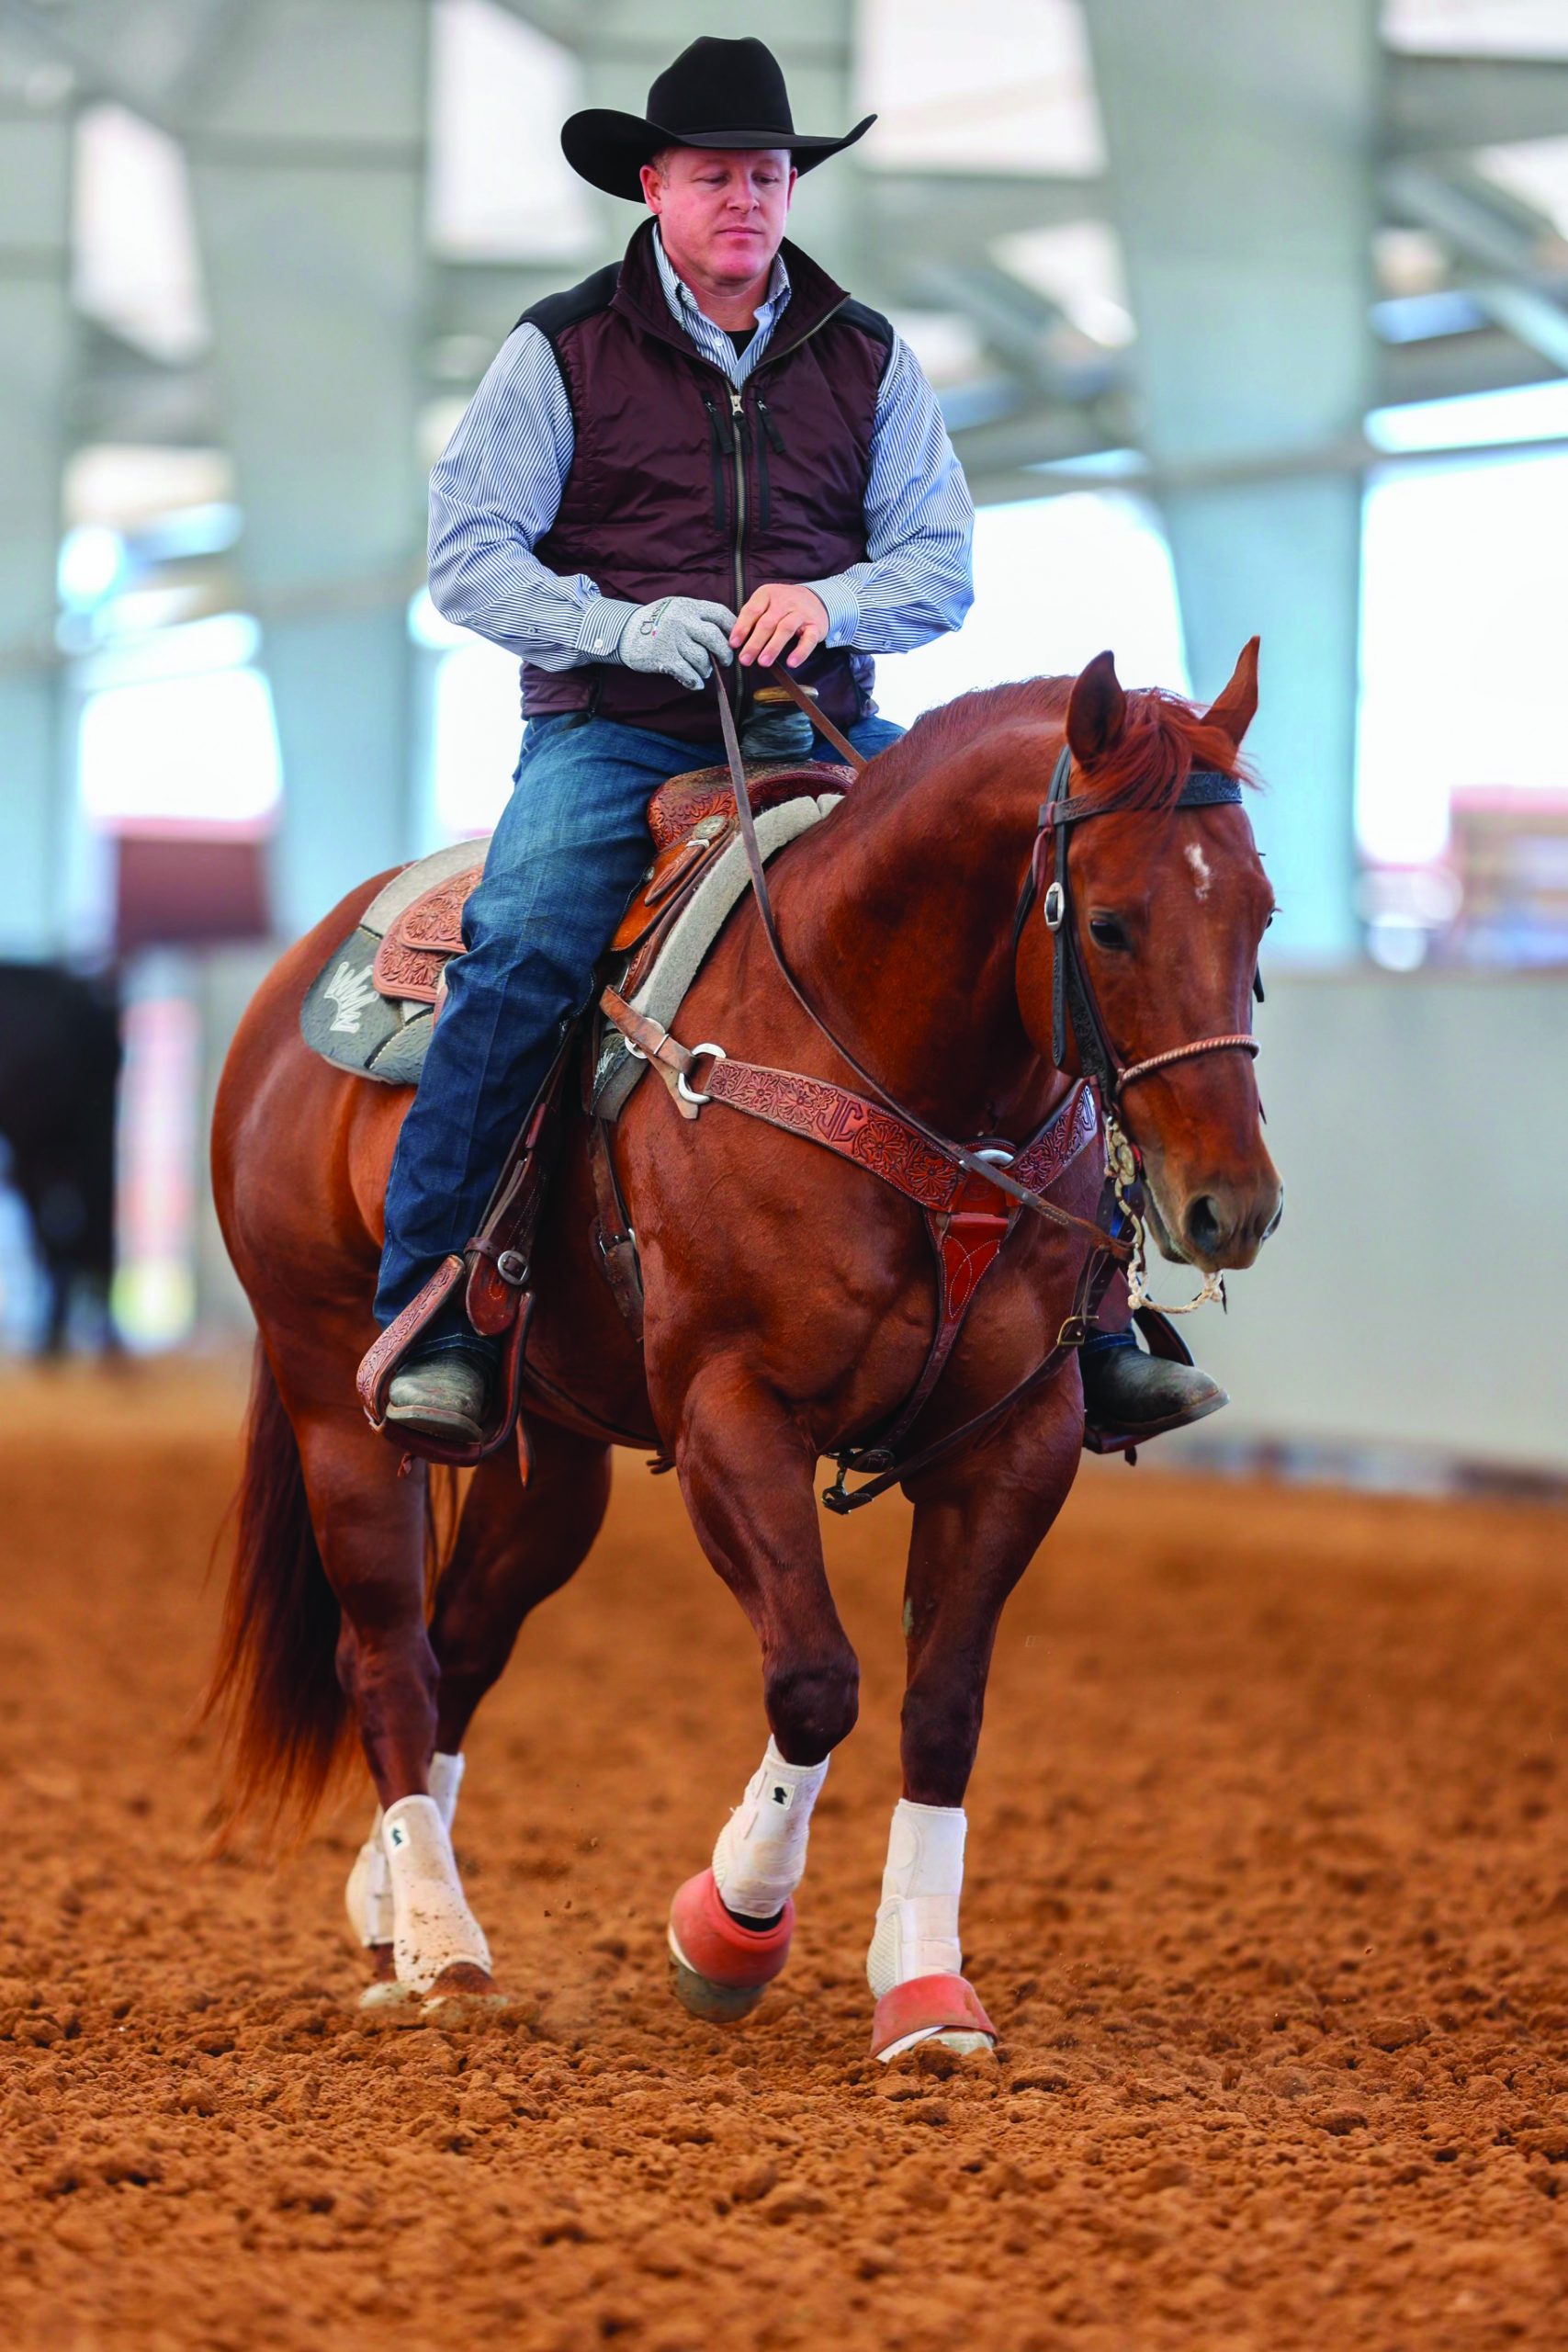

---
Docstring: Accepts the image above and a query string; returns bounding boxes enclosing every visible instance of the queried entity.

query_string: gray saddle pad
[299,799,841,1091]
[299,842,480,1086]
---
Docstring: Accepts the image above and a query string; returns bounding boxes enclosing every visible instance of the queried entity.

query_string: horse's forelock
[869,678,1252,814]
[1083,689,1255,814]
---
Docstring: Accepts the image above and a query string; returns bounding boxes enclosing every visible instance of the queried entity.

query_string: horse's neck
[778,735,1068,1141]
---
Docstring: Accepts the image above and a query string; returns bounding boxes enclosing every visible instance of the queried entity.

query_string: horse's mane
[865,675,1254,814]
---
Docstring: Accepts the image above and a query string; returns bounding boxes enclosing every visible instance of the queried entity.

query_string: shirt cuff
[804,575,862,650]
[575,596,639,663]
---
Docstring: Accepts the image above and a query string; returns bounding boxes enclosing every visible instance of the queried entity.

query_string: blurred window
[73,105,209,363]
[1383,0,1568,54]
[114,981,197,1351]
[80,646,281,831]
[431,649,521,845]
[1358,443,1568,967]
[875,492,1188,726]
[426,0,593,260]
[860,0,1104,173]
[994,224,1135,349]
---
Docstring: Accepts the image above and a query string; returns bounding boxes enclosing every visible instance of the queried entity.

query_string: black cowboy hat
[561,36,875,204]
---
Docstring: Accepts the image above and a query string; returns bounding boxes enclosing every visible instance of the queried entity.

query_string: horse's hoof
[667,1869,793,2025]
[669,1955,767,2023]
[420,1960,508,2020]
[869,1973,998,2064]
[358,1976,421,2014]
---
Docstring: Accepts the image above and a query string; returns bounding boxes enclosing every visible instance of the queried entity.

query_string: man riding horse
[376,34,1223,1452]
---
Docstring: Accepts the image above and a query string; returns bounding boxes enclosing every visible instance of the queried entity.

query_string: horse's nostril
[1185,1194,1227,1261]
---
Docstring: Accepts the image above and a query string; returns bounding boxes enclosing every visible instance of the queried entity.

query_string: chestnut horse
[208,645,1280,2052]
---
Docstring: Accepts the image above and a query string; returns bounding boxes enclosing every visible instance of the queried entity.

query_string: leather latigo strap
[590,1118,644,1340]
[462,1029,575,1334]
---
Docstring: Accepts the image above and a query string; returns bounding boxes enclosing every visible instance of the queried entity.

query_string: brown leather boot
[1080,1339,1227,1448]
[385,1335,498,1447]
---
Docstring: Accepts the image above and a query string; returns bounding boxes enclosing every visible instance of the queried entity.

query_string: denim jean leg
[812,713,906,765]
[374,715,700,1327]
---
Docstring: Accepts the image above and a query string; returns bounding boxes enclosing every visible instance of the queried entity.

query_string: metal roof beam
[1388,53,1568,154]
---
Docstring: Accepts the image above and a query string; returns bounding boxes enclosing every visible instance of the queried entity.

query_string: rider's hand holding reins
[730,582,830,671]
[618,594,738,691]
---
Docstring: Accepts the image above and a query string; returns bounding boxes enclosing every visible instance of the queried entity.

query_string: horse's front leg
[663,1358,859,2023]
[869,1385,1084,2063]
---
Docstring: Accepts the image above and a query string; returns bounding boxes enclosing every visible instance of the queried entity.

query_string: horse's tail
[203,1341,350,1840]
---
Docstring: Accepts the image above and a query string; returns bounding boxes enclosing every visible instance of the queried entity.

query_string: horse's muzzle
[1178,1175,1284,1272]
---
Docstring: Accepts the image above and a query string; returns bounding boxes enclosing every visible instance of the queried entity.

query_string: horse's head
[1017,642,1282,1272]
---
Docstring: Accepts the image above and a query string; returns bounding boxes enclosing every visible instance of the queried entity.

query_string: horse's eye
[1089,914,1129,952]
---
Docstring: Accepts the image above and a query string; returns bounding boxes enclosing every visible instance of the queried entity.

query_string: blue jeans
[375,707,905,1328]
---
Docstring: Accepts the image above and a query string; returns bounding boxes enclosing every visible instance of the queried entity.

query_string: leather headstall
[1020,745,1263,1109]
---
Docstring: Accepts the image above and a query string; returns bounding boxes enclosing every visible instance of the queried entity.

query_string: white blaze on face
[1185,842,1213,902]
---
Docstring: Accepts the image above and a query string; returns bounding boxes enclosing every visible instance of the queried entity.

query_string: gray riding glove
[616,595,737,692]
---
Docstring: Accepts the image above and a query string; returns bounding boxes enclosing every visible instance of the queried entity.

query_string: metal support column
[186,0,428,939]
[1086,0,1378,960]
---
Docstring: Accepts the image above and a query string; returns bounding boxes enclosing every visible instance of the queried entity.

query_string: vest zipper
[701,393,729,536]
[753,392,776,531]
[728,386,748,616]
[684,301,849,703]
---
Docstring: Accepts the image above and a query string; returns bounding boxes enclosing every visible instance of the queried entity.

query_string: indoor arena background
[2,4,1566,2348]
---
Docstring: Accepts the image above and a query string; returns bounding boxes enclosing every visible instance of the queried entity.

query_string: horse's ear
[1066,650,1126,766]
[1203,637,1259,750]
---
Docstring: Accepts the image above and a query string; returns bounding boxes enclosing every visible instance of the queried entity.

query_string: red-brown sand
[3,1358,1567,2350]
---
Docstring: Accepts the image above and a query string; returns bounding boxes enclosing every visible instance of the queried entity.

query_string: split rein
[600,667,1261,1506]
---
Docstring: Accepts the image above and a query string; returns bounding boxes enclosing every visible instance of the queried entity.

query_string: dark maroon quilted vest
[518,220,890,743]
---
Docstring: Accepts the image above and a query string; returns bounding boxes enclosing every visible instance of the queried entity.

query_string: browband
[1039,754,1245,831]
[1175,770,1245,808]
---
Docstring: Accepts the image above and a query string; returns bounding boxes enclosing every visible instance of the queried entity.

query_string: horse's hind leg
[344,1421,612,1982]
[664,1363,859,2023]
[431,1419,611,1747]
[868,1394,1082,2064]
[276,1368,498,2006]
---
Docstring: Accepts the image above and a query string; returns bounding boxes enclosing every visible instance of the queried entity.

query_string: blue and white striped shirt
[427,229,975,673]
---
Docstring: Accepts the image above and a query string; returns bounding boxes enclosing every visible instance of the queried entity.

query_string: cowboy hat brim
[560,110,876,204]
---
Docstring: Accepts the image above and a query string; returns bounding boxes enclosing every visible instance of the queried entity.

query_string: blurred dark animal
[0,963,121,1354]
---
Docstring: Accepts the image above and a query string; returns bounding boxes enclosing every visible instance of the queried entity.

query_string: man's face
[640,147,796,286]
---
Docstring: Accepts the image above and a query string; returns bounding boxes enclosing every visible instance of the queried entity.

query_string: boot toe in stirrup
[385,1352,491,1445]
[1082,1350,1227,1447]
